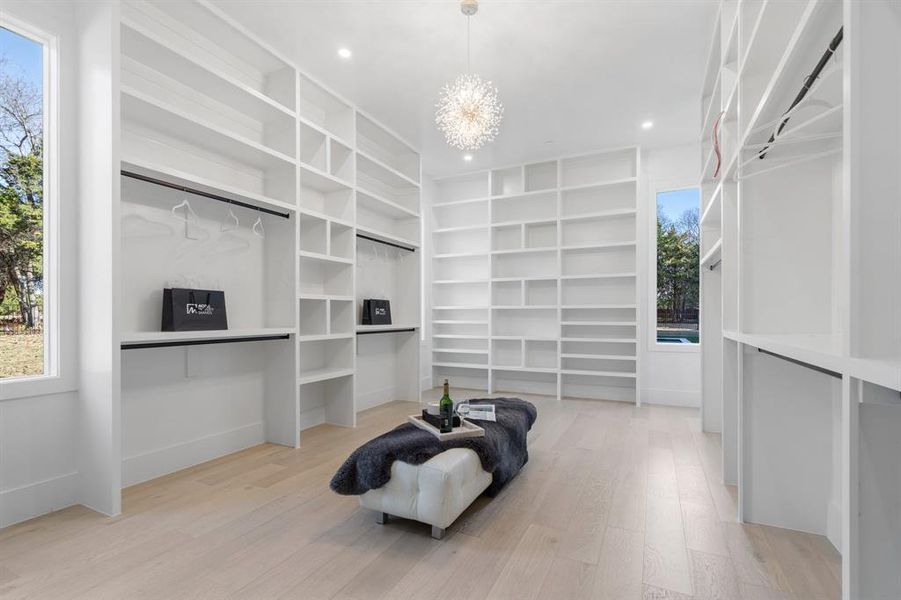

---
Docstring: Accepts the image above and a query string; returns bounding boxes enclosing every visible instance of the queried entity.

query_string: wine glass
[456,399,471,428]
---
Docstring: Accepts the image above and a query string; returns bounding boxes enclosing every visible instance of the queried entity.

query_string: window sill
[0,374,77,401]
[649,342,701,354]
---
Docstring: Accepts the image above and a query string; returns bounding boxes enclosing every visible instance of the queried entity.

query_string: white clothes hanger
[252,216,265,239]
[221,206,239,232]
[171,194,199,224]
[171,193,208,241]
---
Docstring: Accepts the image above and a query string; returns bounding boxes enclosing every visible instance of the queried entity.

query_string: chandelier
[435,0,504,151]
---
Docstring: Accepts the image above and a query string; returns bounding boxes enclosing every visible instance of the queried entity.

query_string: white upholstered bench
[358,447,492,539]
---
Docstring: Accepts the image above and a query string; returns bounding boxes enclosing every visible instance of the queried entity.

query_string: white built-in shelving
[115,0,421,503]
[698,1,901,597]
[431,148,640,402]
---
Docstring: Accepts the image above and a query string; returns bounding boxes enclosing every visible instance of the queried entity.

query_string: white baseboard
[121,422,264,487]
[641,387,701,407]
[355,384,397,412]
[298,407,325,432]
[421,375,432,392]
[0,471,78,528]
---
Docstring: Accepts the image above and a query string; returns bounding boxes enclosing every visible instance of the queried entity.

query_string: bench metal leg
[431,526,445,540]
[375,512,388,524]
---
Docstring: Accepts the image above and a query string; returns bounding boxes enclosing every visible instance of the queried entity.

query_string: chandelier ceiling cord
[435,0,504,151]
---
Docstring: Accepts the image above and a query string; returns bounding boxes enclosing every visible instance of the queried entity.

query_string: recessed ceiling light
[641,120,654,130]
[463,154,474,162]
[337,47,352,59]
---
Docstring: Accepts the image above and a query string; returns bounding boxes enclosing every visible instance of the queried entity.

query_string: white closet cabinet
[432,149,640,402]
[112,0,421,493]
[698,1,901,597]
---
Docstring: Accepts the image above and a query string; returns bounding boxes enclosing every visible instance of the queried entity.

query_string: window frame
[0,13,66,398]
[647,182,701,354]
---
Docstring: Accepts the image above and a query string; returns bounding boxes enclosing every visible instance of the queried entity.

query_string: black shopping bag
[161,288,228,331]
[361,299,391,325]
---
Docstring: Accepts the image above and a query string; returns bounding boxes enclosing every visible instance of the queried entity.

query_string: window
[656,188,700,345]
[0,24,48,379]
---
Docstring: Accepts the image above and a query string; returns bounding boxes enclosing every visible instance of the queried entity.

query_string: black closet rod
[757,348,841,379]
[356,233,416,253]
[121,333,291,350]
[121,170,292,219]
[356,328,416,335]
[759,27,843,160]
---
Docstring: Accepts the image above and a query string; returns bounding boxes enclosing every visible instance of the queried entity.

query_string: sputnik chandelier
[435,0,504,151]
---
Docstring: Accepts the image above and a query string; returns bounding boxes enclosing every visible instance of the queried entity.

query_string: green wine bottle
[439,379,454,433]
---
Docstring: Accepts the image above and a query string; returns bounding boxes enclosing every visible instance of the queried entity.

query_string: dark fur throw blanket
[330,398,537,497]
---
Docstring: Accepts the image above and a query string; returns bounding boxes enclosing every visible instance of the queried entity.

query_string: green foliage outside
[0,52,44,377]
[657,206,700,341]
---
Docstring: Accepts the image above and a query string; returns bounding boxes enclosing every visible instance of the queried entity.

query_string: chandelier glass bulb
[436,73,504,151]
[435,0,503,151]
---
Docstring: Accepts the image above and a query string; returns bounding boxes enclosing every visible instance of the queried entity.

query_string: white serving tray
[408,415,485,440]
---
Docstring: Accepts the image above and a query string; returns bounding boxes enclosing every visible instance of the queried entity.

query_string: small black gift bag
[161,288,228,331]
[361,299,391,325]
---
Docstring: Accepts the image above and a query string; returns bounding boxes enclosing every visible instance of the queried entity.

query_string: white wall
[0,0,81,528]
[638,144,702,407]
[0,392,79,527]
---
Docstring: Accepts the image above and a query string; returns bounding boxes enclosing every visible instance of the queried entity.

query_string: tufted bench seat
[358,447,492,539]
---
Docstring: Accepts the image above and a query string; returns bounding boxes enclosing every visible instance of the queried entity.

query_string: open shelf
[121,86,294,168]
[524,161,558,191]
[434,171,490,205]
[121,87,296,206]
[100,0,438,512]
[121,327,294,349]
[434,197,488,230]
[299,337,353,382]
[298,74,354,143]
[560,149,636,187]
[298,256,353,297]
[329,138,355,184]
[120,159,295,217]
[120,21,295,159]
[299,375,354,430]
[121,0,296,112]
[298,367,354,386]
[740,0,837,145]
[492,192,556,224]
[355,225,419,252]
[491,166,524,196]
[299,121,327,171]
[431,148,638,401]
[356,113,420,184]
[356,153,420,215]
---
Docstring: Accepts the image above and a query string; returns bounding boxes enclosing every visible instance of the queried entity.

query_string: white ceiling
[213,0,718,178]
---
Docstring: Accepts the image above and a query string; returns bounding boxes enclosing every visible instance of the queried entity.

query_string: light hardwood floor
[0,388,840,599]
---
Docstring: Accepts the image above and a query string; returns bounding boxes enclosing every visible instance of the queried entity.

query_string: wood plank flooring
[0,389,841,599]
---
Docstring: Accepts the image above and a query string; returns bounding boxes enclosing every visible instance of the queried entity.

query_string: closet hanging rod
[121,170,291,219]
[121,334,290,350]
[759,26,843,159]
[757,348,841,379]
[356,233,416,253]
[356,328,416,335]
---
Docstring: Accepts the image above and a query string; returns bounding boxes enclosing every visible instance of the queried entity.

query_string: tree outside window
[0,26,44,378]
[656,188,700,344]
